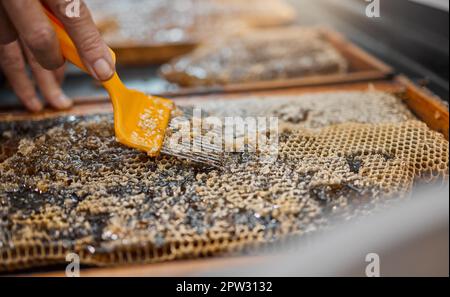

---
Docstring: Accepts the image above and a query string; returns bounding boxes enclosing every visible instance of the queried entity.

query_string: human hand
[0,0,115,112]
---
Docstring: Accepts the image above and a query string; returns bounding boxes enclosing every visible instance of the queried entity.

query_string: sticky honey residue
[130,96,174,157]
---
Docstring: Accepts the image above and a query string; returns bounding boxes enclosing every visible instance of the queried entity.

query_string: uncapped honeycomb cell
[161,27,348,86]
[0,91,448,272]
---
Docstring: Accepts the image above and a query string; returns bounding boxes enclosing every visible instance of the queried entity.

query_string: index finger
[43,0,115,81]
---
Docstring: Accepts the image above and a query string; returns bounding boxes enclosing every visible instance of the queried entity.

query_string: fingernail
[28,98,43,113]
[92,58,114,81]
[56,94,73,110]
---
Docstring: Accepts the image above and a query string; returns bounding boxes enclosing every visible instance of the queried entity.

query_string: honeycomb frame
[0,91,448,272]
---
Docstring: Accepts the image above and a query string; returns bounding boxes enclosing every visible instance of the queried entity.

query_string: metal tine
[172,151,222,163]
[160,108,225,168]
[162,149,223,168]
[163,130,223,154]
[164,140,223,161]
[162,149,223,167]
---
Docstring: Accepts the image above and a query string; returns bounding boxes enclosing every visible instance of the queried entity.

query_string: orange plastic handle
[43,7,116,75]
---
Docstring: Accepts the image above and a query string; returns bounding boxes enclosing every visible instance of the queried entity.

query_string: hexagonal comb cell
[0,91,448,272]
